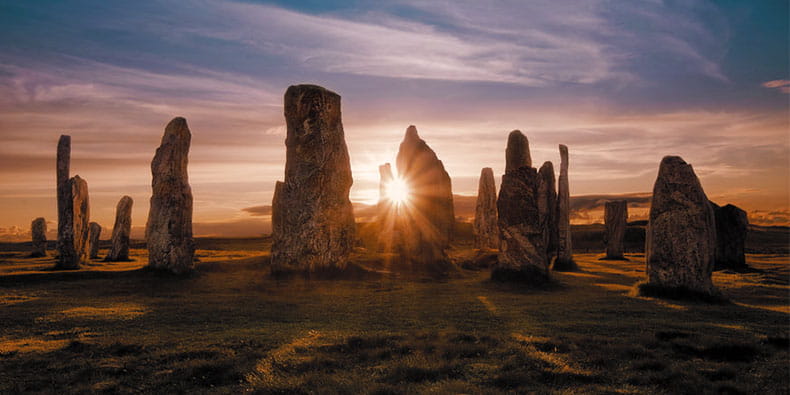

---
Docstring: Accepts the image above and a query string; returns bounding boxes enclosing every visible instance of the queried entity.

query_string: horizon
[0,1,788,239]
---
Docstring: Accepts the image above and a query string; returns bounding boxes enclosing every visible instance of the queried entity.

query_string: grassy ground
[0,239,787,394]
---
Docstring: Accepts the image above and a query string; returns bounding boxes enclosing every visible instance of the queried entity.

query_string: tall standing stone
[538,161,558,264]
[474,167,498,250]
[494,132,548,281]
[55,135,75,267]
[554,144,576,270]
[88,222,101,259]
[106,196,133,262]
[31,217,47,257]
[505,130,531,173]
[604,200,628,259]
[711,202,749,271]
[394,125,455,264]
[145,117,194,274]
[645,156,716,295]
[56,175,90,269]
[271,85,356,273]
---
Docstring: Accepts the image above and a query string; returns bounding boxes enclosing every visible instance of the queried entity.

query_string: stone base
[490,265,551,285]
[552,258,578,271]
[460,250,499,270]
[635,281,726,303]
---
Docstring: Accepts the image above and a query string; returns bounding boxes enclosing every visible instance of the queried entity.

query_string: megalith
[711,202,748,271]
[105,195,133,262]
[270,85,356,273]
[145,117,195,274]
[31,217,47,257]
[474,167,498,250]
[88,222,101,259]
[645,156,716,295]
[554,144,576,270]
[604,200,628,259]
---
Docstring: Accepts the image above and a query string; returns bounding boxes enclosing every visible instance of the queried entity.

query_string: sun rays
[384,178,411,206]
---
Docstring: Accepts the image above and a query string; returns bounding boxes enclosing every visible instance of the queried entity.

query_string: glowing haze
[0,1,787,239]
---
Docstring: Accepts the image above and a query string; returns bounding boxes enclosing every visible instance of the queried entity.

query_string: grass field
[0,237,787,394]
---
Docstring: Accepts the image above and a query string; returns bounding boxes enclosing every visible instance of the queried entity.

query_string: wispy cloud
[762,79,790,93]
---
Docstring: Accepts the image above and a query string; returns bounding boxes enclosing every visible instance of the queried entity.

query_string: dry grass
[0,239,787,394]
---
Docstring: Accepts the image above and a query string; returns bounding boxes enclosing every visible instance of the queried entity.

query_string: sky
[0,0,787,239]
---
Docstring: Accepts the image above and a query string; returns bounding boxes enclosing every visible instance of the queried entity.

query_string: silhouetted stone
[711,202,748,271]
[554,144,576,270]
[604,200,628,259]
[145,117,194,274]
[88,222,101,259]
[645,156,716,295]
[56,135,74,267]
[394,125,454,264]
[31,217,47,257]
[538,161,558,264]
[271,85,356,273]
[474,167,498,250]
[505,130,531,173]
[494,133,548,281]
[106,196,133,262]
[56,176,90,269]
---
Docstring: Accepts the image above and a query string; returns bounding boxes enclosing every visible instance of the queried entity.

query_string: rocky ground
[0,236,787,393]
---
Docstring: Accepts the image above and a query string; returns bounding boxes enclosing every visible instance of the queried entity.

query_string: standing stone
[604,200,628,259]
[394,125,455,264]
[31,217,47,257]
[474,167,498,250]
[494,133,548,281]
[88,222,101,259]
[645,156,716,295]
[105,196,133,262]
[538,162,558,264]
[55,135,75,267]
[554,144,576,270]
[711,202,748,271]
[145,117,194,274]
[56,176,90,269]
[271,85,356,273]
[505,130,531,173]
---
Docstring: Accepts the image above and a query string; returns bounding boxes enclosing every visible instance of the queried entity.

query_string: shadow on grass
[633,281,729,304]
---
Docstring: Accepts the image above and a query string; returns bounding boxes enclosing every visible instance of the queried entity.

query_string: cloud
[241,205,272,216]
[762,79,790,93]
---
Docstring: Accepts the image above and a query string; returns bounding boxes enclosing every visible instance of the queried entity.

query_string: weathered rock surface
[474,167,498,250]
[55,135,75,268]
[106,196,133,261]
[711,202,748,271]
[505,130,531,173]
[538,161,558,263]
[271,85,356,273]
[394,125,455,264]
[604,200,628,259]
[145,117,195,274]
[31,217,47,257]
[645,156,716,295]
[555,144,575,269]
[88,222,101,259]
[57,176,91,269]
[494,132,548,281]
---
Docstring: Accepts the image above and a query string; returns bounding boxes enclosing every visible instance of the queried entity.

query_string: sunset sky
[0,0,787,239]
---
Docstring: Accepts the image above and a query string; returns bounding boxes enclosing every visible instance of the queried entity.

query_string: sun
[385,178,411,206]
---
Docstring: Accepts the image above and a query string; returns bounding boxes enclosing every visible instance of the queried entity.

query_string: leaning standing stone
[538,161,558,263]
[711,202,749,271]
[271,85,356,273]
[31,217,47,257]
[604,200,628,260]
[145,117,195,274]
[644,156,717,296]
[474,167,498,250]
[56,175,91,269]
[105,196,133,262]
[554,144,576,270]
[88,222,101,259]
